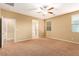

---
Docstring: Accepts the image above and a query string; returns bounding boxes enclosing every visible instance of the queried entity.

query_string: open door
[32,20,39,39]
[2,17,16,48]
[2,17,7,46]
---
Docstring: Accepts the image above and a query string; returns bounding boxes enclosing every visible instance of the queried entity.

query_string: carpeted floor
[0,38,79,56]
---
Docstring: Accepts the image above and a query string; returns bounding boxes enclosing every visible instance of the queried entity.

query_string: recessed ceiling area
[0,3,79,19]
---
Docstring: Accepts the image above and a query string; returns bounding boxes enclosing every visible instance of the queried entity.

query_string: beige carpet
[0,38,79,56]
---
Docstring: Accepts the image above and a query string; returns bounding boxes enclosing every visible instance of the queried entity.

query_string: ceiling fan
[36,5,55,15]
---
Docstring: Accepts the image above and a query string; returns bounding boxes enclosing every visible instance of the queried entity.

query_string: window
[72,14,79,32]
[46,21,51,31]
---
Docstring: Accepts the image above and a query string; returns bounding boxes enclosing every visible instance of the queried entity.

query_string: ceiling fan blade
[48,12,53,14]
[48,12,55,15]
[48,7,54,10]
[40,7,44,10]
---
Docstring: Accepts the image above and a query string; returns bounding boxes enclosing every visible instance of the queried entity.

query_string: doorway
[32,20,39,39]
[2,17,16,48]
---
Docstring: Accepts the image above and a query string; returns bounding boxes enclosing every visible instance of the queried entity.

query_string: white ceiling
[0,3,79,19]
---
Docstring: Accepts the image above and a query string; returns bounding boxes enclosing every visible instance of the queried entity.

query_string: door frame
[2,16,16,48]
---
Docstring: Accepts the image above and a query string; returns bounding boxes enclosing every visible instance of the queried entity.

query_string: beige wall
[7,18,15,40]
[45,10,79,43]
[39,20,45,37]
[1,9,44,42]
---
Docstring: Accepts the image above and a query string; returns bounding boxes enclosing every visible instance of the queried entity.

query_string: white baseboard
[15,38,32,42]
[46,37,79,44]
[15,37,79,45]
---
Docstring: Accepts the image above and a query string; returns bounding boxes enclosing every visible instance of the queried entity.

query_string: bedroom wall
[6,18,15,40]
[1,9,44,42]
[39,20,45,37]
[45,10,79,43]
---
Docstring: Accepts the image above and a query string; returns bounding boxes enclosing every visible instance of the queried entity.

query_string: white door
[2,17,16,47]
[2,18,7,46]
[32,20,39,39]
